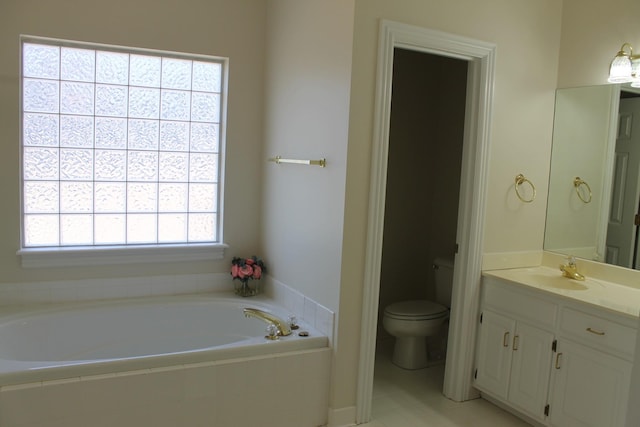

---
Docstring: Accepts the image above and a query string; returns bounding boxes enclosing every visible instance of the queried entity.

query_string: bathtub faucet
[243,308,292,336]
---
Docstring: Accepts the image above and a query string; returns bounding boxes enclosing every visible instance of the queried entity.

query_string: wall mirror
[544,84,640,270]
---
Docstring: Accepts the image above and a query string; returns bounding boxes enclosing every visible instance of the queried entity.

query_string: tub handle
[265,324,279,340]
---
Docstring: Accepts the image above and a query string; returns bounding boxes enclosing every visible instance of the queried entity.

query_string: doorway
[356,21,496,423]
[376,47,467,364]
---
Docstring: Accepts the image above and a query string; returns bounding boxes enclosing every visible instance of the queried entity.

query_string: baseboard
[481,393,546,427]
[327,406,357,427]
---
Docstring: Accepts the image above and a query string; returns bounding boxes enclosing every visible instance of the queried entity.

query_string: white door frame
[356,20,496,423]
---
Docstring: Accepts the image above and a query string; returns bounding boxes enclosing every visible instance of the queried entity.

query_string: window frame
[17,35,228,267]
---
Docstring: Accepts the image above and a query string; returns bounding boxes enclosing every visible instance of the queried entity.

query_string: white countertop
[483,266,640,318]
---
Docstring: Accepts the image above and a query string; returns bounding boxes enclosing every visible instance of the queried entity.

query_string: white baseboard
[327,406,357,427]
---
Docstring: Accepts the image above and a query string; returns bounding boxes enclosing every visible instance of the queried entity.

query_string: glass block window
[21,38,224,247]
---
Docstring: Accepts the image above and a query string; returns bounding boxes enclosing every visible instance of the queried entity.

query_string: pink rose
[239,265,253,279]
[245,258,255,266]
[231,264,239,278]
[252,265,262,279]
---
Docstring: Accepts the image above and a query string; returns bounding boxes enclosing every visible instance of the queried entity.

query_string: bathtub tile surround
[0,348,332,427]
[0,272,335,344]
[263,275,336,343]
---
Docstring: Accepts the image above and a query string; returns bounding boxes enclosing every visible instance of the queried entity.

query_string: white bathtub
[0,294,331,427]
[0,294,327,386]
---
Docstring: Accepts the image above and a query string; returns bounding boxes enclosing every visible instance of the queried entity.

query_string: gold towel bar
[515,174,536,203]
[268,156,326,168]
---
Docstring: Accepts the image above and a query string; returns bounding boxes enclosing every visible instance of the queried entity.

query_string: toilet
[382,257,454,370]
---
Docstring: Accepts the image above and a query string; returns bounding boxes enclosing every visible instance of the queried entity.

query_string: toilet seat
[384,300,449,321]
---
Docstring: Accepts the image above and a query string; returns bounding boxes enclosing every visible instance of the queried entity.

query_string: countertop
[483,265,640,318]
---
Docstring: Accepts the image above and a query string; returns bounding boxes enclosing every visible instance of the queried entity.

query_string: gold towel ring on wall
[515,174,536,203]
[573,177,592,203]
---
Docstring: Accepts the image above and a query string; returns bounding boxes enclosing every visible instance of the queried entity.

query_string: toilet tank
[433,257,454,307]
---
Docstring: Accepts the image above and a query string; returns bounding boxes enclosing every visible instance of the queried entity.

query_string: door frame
[356,20,496,422]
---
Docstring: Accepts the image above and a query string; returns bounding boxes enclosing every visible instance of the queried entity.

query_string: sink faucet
[559,256,585,281]
[243,308,292,336]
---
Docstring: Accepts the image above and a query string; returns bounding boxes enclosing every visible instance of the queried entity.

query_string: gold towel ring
[573,177,592,203]
[515,174,536,203]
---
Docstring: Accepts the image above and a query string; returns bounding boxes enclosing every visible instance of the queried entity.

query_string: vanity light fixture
[608,43,640,87]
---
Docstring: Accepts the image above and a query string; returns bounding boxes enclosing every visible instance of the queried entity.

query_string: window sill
[17,243,228,268]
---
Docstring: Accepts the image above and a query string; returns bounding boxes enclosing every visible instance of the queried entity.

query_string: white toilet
[382,257,454,370]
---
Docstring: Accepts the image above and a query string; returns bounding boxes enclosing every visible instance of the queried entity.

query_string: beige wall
[262,0,355,311]
[0,0,266,283]
[334,0,563,413]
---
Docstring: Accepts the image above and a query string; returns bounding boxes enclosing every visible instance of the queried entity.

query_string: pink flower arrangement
[231,256,266,283]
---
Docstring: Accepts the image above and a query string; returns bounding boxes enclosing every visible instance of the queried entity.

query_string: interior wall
[262,0,355,312]
[378,49,466,336]
[334,0,562,415]
[0,0,267,283]
[557,0,640,88]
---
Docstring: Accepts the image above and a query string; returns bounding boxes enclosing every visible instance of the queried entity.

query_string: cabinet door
[549,339,632,427]
[508,322,554,422]
[474,310,515,400]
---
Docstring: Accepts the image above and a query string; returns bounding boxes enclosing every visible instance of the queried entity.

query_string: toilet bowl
[382,257,454,370]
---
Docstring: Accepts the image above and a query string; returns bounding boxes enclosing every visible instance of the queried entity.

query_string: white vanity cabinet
[475,277,557,422]
[475,275,637,427]
[548,307,635,427]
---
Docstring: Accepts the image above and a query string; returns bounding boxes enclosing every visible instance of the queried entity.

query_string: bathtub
[0,294,331,427]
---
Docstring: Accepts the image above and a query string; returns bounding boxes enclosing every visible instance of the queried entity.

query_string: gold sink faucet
[243,308,292,336]
[559,256,585,281]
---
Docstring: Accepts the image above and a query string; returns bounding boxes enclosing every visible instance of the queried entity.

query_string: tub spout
[243,308,292,337]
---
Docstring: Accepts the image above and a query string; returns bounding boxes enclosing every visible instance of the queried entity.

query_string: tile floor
[360,343,532,427]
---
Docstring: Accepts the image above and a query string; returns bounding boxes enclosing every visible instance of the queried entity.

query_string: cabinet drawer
[559,308,636,358]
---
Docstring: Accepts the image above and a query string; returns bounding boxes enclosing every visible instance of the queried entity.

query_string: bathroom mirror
[544,84,640,270]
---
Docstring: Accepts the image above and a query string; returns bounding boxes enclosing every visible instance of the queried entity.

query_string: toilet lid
[384,300,449,320]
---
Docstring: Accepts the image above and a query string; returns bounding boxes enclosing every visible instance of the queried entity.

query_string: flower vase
[234,280,259,297]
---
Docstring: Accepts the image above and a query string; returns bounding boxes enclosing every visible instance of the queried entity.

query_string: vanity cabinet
[475,275,636,427]
[548,306,635,427]
[548,339,631,427]
[475,281,557,422]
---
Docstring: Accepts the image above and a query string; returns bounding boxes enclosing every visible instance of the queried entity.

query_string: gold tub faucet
[243,308,292,336]
[559,256,585,281]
